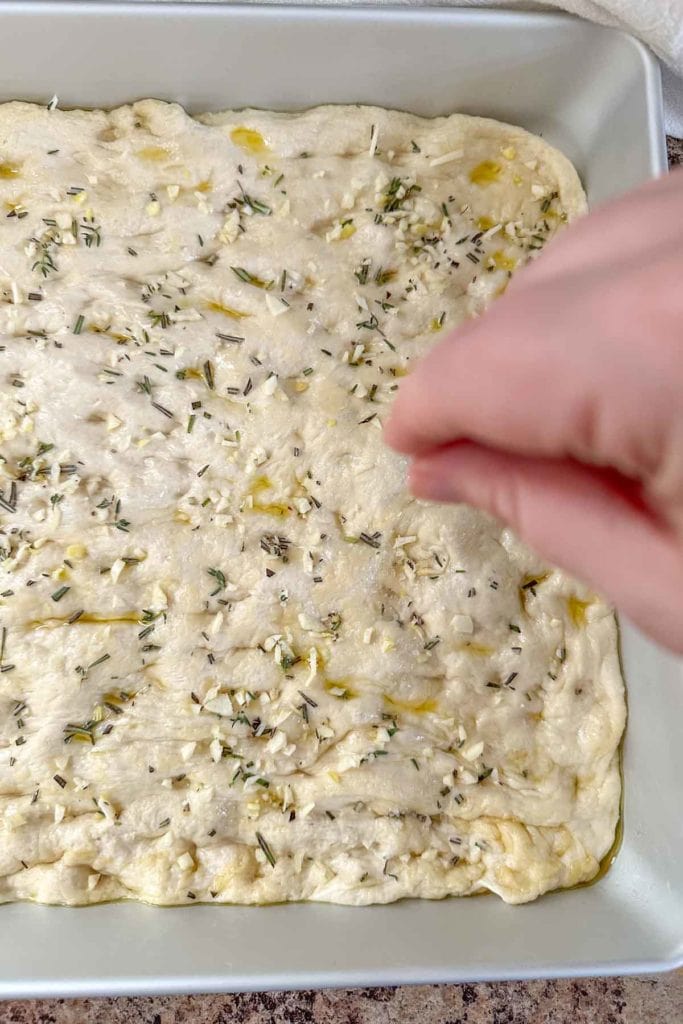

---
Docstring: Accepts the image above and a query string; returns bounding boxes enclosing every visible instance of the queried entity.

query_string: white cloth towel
[455,1,683,134]
[158,0,683,135]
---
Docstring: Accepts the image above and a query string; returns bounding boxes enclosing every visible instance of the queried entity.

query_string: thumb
[410,442,683,653]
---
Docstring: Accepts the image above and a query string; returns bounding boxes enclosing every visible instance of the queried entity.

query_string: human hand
[385,169,683,653]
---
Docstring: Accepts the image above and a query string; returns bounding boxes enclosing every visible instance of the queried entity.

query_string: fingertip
[382,397,424,455]
[384,384,452,457]
[407,459,435,499]
[381,412,405,452]
[409,451,468,502]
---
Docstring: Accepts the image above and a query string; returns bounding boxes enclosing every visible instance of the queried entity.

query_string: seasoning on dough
[0,100,625,906]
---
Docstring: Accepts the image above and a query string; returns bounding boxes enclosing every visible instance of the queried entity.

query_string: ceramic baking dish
[0,1,680,999]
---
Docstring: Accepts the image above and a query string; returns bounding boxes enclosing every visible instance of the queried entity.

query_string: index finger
[383,250,681,482]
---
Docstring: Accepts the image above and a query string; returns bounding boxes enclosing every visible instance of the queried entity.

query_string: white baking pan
[0,2,680,999]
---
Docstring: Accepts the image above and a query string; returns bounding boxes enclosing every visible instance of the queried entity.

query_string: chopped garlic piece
[451,613,474,634]
[109,558,126,583]
[430,149,464,167]
[204,695,233,717]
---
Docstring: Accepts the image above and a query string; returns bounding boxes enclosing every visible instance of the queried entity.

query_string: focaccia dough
[0,100,624,905]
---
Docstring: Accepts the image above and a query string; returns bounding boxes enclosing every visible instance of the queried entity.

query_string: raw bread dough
[0,100,624,905]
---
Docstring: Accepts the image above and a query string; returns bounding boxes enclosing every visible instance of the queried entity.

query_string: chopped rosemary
[354,260,370,285]
[255,831,276,867]
[216,332,244,344]
[148,310,172,329]
[64,722,95,745]
[382,176,421,213]
[375,267,396,286]
[358,531,381,549]
[236,191,272,216]
[80,218,102,248]
[231,266,272,289]
[151,401,173,418]
[32,238,58,278]
[207,567,227,595]
[297,690,318,708]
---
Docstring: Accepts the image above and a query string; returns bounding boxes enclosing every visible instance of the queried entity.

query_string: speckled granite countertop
[1,975,682,1023]
[669,135,682,165]
[1,136,681,1024]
